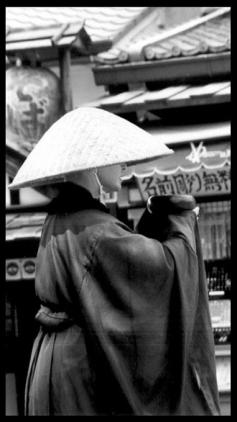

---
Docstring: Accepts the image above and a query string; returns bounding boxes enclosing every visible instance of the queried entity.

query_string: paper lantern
[6,65,63,151]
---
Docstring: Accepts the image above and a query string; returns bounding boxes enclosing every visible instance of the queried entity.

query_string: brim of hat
[9,153,173,190]
[8,107,173,190]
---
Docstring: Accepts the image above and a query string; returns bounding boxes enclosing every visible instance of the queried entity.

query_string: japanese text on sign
[137,166,230,199]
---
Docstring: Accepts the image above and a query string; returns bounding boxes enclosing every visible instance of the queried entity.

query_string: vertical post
[58,48,73,113]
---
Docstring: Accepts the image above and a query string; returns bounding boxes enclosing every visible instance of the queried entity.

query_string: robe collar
[46,182,109,214]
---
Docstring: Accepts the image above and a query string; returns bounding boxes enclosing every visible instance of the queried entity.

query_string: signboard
[5,259,21,281]
[137,164,230,199]
[6,258,36,281]
[125,140,231,200]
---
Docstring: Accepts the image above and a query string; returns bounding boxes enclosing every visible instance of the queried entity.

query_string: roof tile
[96,7,230,64]
[143,11,230,61]
[6,7,148,44]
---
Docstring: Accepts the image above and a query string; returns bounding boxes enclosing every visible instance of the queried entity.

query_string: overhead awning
[144,121,230,145]
[6,21,90,50]
[85,81,230,114]
[6,212,46,241]
[6,21,94,65]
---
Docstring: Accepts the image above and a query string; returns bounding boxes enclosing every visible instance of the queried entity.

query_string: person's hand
[147,194,196,215]
[137,195,197,241]
[193,206,200,219]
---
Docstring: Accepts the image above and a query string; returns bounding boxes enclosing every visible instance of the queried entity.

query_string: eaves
[6,21,112,63]
[93,52,230,86]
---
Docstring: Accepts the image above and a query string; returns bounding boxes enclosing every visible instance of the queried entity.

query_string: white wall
[6,175,11,207]
[6,172,50,206]
[19,187,50,206]
[71,63,107,107]
[50,62,107,108]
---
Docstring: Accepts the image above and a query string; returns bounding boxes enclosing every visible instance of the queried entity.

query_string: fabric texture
[24,184,220,416]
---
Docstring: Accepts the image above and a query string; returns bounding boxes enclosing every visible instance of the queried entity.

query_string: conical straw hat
[9,107,173,190]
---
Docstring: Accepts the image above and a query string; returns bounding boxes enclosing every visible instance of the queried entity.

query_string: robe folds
[24,183,220,416]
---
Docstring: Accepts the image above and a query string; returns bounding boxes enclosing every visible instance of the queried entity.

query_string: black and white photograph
[5,6,231,416]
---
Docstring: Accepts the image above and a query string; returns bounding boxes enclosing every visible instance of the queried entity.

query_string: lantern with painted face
[6,65,63,152]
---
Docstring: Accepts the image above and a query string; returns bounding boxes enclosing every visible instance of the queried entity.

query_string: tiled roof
[6,7,149,44]
[85,81,231,114]
[96,7,230,64]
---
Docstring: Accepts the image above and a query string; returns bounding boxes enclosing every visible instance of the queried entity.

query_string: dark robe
[24,183,220,416]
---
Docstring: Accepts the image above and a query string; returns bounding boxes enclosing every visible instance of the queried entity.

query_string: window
[198,200,231,260]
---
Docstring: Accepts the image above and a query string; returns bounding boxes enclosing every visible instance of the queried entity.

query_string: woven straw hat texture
[9,107,172,189]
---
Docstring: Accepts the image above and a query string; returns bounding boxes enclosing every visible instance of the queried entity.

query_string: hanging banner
[128,140,231,199]
[137,163,230,199]
[125,140,231,178]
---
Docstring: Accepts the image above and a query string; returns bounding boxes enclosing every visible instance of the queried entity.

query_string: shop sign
[185,142,230,164]
[131,141,231,179]
[137,164,230,200]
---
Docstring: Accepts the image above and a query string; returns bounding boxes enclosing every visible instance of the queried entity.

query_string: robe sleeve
[76,196,201,411]
[88,195,198,323]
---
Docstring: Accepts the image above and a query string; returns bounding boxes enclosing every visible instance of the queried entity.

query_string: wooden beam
[59,48,73,113]
[51,23,70,46]
[98,92,230,115]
